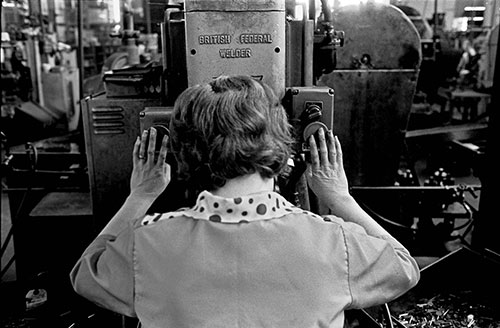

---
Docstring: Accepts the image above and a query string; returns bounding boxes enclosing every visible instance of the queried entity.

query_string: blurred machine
[318,3,421,187]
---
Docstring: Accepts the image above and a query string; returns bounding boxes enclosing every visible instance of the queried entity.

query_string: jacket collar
[142,190,304,225]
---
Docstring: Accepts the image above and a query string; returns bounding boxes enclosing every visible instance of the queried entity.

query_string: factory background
[1,0,499,327]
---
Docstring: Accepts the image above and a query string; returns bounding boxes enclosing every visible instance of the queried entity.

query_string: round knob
[303,122,329,142]
[149,124,170,153]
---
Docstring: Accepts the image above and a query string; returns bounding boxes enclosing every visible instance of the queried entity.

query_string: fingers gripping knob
[303,122,329,142]
[153,125,169,150]
[146,125,170,153]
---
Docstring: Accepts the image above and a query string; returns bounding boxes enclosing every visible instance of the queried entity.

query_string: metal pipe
[303,20,314,86]
[3,187,83,192]
[352,185,481,190]
[38,0,45,42]
[433,0,438,34]
[351,185,481,191]
[77,0,84,99]
[144,0,152,34]
[433,0,438,61]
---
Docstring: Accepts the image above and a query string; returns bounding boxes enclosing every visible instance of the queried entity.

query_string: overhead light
[467,16,484,21]
[339,0,388,6]
[464,6,486,11]
[452,17,469,32]
[112,0,121,23]
[294,5,304,19]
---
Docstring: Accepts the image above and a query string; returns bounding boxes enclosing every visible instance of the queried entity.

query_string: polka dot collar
[141,190,304,225]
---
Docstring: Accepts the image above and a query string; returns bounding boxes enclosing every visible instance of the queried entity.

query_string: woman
[71,75,419,328]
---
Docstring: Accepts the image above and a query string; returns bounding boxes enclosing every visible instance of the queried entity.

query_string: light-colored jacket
[70,190,420,328]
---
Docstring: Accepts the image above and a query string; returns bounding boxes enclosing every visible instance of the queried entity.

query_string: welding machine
[83,0,345,224]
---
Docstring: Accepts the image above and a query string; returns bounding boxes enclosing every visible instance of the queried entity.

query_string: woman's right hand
[305,128,350,207]
[130,127,171,200]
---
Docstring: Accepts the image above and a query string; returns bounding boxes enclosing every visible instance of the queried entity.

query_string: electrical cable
[452,218,473,232]
[451,200,475,231]
[356,198,413,230]
[356,187,479,235]
[450,199,477,248]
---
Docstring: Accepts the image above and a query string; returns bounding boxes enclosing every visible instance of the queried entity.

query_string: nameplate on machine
[198,33,273,59]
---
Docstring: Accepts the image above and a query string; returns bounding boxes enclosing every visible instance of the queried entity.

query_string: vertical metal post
[491,0,498,27]
[77,0,83,99]
[38,0,46,64]
[303,20,314,86]
[433,0,438,61]
[303,0,315,86]
[144,0,151,34]
[433,0,438,32]
[475,26,500,253]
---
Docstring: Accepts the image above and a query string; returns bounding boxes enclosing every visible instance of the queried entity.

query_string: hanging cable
[356,198,413,230]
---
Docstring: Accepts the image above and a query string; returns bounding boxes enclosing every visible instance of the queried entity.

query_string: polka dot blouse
[141,190,322,225]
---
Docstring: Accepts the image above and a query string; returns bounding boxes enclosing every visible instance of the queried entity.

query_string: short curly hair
[170,75,294,192]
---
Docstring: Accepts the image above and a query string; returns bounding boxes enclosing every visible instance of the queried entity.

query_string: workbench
[445,89,491,122]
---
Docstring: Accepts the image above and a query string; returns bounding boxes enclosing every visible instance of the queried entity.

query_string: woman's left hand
[306,128,350,207]
[130,127,171,200]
